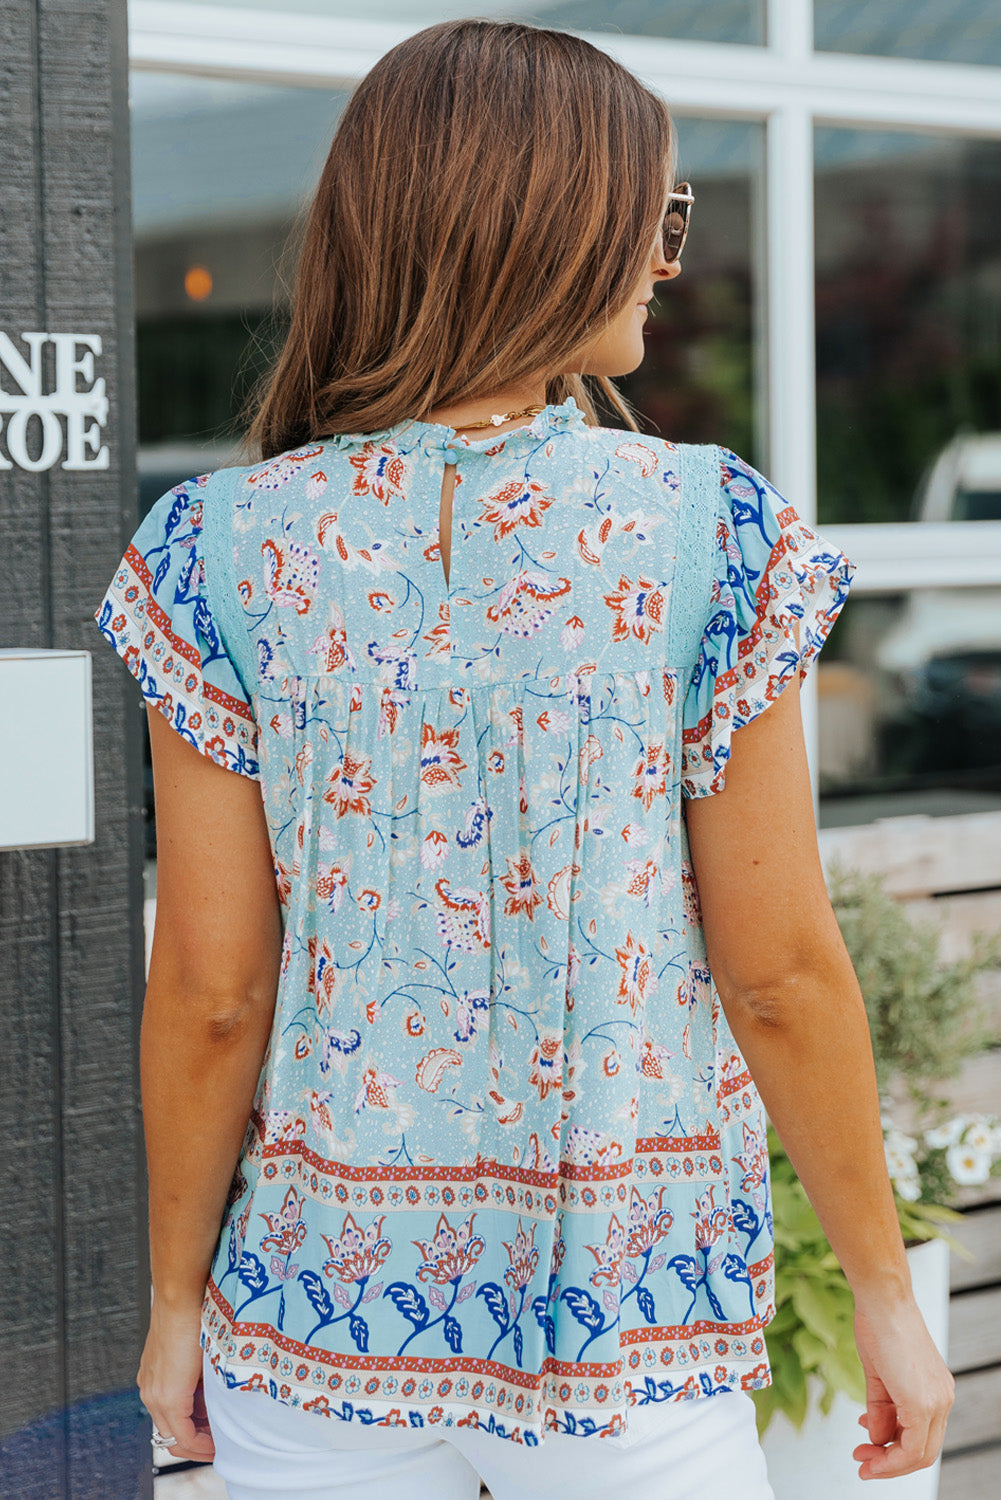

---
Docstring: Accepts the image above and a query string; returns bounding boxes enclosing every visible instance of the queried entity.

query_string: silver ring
[151,1427,178,1448]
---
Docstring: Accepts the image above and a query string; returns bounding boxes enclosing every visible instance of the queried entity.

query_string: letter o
[5,408,64,471]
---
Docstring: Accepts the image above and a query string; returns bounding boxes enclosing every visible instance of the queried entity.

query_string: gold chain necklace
[422,403,547,431]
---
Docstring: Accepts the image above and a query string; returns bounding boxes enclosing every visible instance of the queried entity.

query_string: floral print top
[96,395,855,1444]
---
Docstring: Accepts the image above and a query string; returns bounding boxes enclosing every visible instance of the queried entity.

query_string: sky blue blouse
[96,396,855,1443]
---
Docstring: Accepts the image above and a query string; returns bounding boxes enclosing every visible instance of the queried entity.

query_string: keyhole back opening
[439,461,457,590]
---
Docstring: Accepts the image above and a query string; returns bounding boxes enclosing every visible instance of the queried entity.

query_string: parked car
[907,430,1001,523]
[877,432,1001,782]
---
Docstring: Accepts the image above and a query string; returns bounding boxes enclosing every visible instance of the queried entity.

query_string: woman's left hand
[139,1298,216,1463]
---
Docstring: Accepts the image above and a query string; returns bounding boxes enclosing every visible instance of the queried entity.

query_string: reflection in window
[621,117,765,464]
[133,77,765,472]
[132,73,348,459]
[814,127,1001,525]
[814,0,1001,69]
[526,0,764,44]
[818,591,1001,824]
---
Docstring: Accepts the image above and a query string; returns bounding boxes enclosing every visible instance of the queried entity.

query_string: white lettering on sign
[0,331,109,472]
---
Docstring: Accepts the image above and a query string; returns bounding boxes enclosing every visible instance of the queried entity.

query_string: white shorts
[202,1352,776,1500]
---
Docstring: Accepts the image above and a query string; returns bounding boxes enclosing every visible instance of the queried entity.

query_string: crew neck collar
[328,395,588,450]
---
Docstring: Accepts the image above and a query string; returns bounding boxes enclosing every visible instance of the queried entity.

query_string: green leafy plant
[752,859,1001,1434]
[825,859,999,1116]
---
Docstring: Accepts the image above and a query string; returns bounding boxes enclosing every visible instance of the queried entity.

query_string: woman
[96,17,953,1500]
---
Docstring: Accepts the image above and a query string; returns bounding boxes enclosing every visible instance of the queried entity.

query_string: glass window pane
[814,126,1001,525]
[814,0,1001,68]
[818,590,1001,824]
[815,124,1001,821]
[162,0,765,46]
[518,1,765,44]
[621,118,766,465]
[132,73,346,489]
[133,79,765,480]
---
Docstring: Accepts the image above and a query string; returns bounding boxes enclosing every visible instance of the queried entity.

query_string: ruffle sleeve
[94,472,260,779]
[680,445,856,798]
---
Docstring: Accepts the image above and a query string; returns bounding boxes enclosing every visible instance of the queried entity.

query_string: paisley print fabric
[680,449,856,797]
[96,396,855,1444]
[96,483,259,775]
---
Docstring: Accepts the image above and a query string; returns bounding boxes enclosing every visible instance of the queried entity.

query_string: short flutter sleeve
[680,445,855,798]
[95,473,260,778]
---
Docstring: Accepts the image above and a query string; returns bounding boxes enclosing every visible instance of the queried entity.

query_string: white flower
[924,1116,966,1150]
[883,1124,919,1182]
[881,1117,924,1201]
[893,1173,921,1202]
[885,1142,918,1181]
[946,1141,992,1186]
[961,1118,997,1156]
[885,1125,919,1156]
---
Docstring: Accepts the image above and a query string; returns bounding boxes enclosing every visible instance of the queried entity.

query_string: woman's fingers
[149,1394,216,1463]
[861,1389,897,1448]
[853,1428,927,1479]
[852,1391,951,1479]
[192,1376,214,1442]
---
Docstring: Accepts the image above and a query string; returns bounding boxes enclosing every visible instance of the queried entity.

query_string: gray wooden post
[0,2,151,1495]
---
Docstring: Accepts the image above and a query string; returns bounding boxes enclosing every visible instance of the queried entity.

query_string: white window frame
[128,0,1001,812]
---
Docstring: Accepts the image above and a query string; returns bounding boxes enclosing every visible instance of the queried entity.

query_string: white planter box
[761,1239,950,1500]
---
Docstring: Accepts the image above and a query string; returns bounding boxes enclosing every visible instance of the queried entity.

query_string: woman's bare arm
[138,706,282,1458]
[683,633,954,1479]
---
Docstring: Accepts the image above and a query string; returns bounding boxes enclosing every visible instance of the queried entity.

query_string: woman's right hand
[851,1291,955,1480]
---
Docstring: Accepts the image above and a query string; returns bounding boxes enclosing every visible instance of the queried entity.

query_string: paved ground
[155,1465,227,1497]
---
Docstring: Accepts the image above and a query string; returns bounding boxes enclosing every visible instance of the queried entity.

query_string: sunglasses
[662,181,694,263]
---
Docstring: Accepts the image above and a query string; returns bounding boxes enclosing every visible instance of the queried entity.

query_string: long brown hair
[246,18,678,459]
